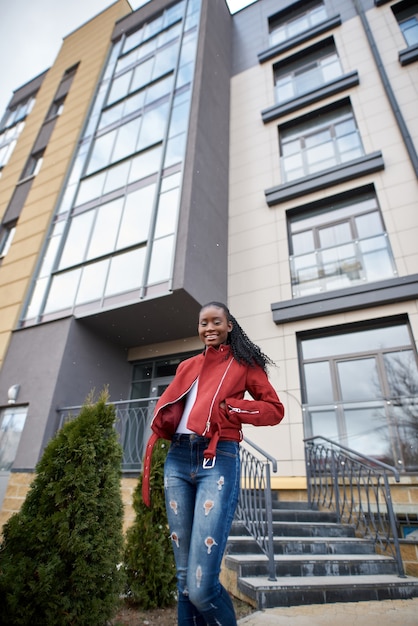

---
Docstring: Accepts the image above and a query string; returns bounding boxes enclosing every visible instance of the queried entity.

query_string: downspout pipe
[353,0,418,178]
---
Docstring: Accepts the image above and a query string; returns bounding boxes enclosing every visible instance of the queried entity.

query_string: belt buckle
[203,456,216,469]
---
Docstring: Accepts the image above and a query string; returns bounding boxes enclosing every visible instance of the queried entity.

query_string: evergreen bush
[124,439,176,609]
[0,390,125,626]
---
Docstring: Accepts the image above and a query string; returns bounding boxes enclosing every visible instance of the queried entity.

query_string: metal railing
[236,437,278,581]
[58,399,154,472]
[58,400,279,579]
[304,435,406,577]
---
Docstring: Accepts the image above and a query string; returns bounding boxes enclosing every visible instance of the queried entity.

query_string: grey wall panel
[8,70,48,109]
[174,0,232,306]
[231,0,375,76]
[0,318,131,470]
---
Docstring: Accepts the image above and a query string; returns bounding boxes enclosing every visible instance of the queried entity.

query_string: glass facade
[23,0,201,323]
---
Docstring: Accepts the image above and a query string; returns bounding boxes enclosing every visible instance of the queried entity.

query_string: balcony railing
[281,129,363,182]
[275,58,343,105]
[304,435,406,577]
[58,398,155,472]
[290,232,396,296]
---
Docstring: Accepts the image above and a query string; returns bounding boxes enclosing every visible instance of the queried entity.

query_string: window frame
[288,189,397,297]
[279,101,365,183]
[298,319,418,471]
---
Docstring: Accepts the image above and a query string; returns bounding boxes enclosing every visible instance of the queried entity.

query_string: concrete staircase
[224,500,418,610]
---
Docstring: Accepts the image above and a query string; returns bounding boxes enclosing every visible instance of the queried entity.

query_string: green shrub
[0,390,125,626]
[124,439,176,609]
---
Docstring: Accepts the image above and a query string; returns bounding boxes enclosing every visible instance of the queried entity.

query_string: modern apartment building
[0,0,417,534]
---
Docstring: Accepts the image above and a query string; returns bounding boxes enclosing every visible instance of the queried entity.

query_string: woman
[142,302,284,625]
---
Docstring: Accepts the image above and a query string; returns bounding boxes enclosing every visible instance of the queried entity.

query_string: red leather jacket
[142,344,285,506]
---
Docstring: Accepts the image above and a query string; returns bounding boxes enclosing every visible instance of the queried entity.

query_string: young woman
[142,302,284,625]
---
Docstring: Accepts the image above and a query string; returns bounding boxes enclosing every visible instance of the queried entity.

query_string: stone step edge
[238,574,418,590]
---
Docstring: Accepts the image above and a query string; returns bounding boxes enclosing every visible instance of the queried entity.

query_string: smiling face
[198,305,233,349]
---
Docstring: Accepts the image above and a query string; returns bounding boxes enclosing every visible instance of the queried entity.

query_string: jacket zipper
[202,357,234,436]
[228,406,260,415]
[150,379,197,426]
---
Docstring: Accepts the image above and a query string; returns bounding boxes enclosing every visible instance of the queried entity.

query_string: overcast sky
[0,0,257,118]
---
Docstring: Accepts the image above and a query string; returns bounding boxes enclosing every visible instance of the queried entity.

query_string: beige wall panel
[0,251,43,287]
[128,336,202,361]
[0,278,30,307]
[368,6,418,153]
[229,266,279,298]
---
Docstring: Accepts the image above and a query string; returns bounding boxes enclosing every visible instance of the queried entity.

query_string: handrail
[58,401,279,579]
[304,435,405,577]
[306,435,401,481]
[236,437,277,581]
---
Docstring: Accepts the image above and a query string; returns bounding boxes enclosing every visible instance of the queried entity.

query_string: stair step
[238,574,418,608]
[232,520,355,537]
[225,552,398,577]
[271,500,317,510]
[227,535,376,555]
[271,509,338,523]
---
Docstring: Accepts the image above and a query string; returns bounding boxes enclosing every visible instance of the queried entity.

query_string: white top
[176,378,198,434]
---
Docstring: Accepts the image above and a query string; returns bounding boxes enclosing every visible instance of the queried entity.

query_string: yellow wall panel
[0,0,132,367]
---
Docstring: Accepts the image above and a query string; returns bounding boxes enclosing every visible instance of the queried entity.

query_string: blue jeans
[164,434,240,626]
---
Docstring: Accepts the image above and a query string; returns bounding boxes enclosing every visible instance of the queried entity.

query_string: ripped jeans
[164,434,240,626]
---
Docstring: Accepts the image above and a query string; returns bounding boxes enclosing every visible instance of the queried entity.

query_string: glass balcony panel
[275,77,294,104]
[321,56,343,80]
[360,235,396,281]
[401,18,418,46]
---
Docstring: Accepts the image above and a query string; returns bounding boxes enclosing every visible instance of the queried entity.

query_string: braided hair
[200,302,274,373]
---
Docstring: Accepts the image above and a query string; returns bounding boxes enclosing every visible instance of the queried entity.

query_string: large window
[280,102,364,182]
[392,1,418,47]
[289,189,397,297]
[0,222,16,261]
[23,0,201,324]
[0,406,27,471]
[269,1,327,47]
[300,321,418,471]
[274,39,343,105]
